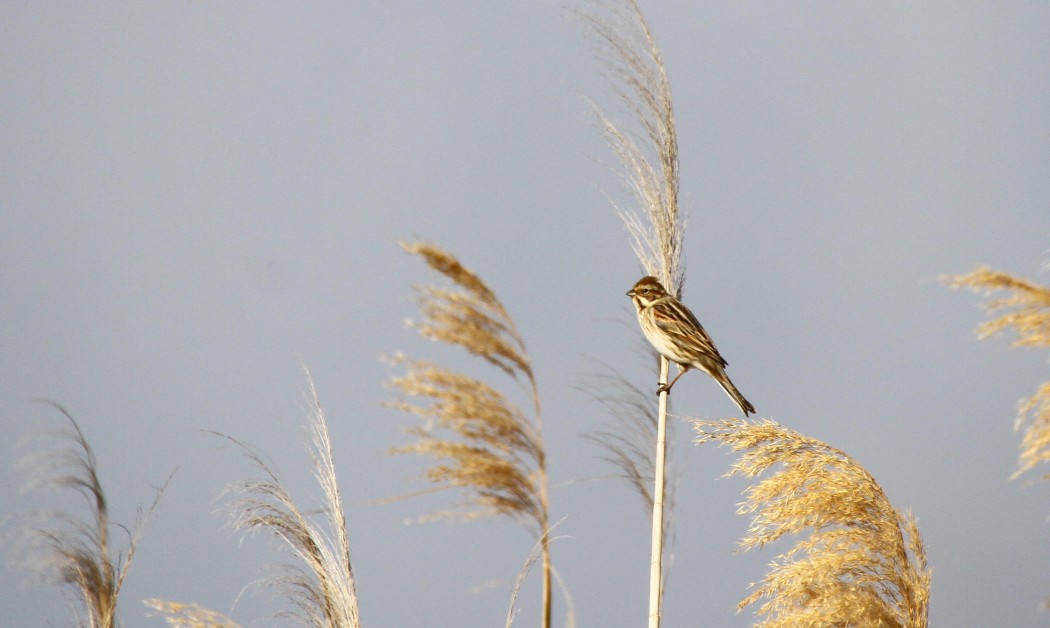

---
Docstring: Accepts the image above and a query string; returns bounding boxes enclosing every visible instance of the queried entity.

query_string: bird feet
[655,383,670,396]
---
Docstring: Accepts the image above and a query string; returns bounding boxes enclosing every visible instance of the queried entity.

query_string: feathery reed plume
[945,266,1050,480]
[14,403,168,628]
[143,599,242,628]
[1018,382,1050,481]
[389,241,552,628]
[582,0,683,293]
[581,2,683,624]
[695,418,931,627]
[580,364,677,537]
[216,372,360,628]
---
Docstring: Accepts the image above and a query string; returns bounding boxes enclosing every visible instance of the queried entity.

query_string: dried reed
[695,418,931,627]
[581,2,684,625]
[14,403,168,628]
[389,241,552,627]
[143,599,242,628]
[216,372,360,627]
[945,266,1050,480]
[582,0,684,294]
[580,364,677,538]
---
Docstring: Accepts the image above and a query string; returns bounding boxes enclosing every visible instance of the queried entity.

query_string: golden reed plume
[389,241,553,628]
[696,418,931,627]
[946,266,1050,480]
[143,599,242,628]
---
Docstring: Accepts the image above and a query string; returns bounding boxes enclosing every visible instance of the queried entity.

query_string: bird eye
[641,288,649,294]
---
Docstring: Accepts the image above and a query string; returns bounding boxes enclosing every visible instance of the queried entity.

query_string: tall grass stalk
[696,418,931,627]
[216,371,360,627]
[389,241,552,628]
[945,266,1050,480]
[15,403,168,628]
[582,1,683,625]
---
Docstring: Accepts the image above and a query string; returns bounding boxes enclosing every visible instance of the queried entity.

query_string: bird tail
[715,371,755,417]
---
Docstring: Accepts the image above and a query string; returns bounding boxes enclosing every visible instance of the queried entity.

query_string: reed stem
[648,357,670,628]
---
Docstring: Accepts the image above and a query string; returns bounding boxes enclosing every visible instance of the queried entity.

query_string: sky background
[2,2,1049,626]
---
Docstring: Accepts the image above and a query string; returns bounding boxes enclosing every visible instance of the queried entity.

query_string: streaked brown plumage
[627,276,755,416]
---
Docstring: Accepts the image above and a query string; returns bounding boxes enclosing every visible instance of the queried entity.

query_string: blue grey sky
[2,2,1049,626]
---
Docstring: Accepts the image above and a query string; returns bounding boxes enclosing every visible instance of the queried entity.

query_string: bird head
[626,276,668,307]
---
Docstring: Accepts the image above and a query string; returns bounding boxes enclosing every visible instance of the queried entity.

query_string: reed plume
[14,403,168,628]
[581,365,677,536]
[945,266,1050,479]
[388,241,552,627]
[217,371,360,628]
[581,2,684,625]
[143,599,242,628]
[695,418,931,627]
[583,0,683,294]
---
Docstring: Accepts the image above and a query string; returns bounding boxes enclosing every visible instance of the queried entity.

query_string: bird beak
[626,289,636,297]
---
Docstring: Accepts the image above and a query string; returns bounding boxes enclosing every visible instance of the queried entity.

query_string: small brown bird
[627,276,755,416]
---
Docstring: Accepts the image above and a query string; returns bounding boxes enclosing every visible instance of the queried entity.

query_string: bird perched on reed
[627,276,754,416]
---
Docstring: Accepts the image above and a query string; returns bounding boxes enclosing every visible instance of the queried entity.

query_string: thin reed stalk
[696,418,931,627]
[389,241,552,628]
[648,359,670,625]
[581,2,683,625]
[216,371,360,627]
[14,403,168,628]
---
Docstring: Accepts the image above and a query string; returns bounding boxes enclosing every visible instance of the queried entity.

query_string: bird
[627,275,755,416]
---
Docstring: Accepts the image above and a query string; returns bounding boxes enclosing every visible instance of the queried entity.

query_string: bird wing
[650,297,729,367]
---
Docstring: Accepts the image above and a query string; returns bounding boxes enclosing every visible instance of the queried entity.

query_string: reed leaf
[505,531,550,628]
[695,418,931,628]
[945,266,1050,479]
